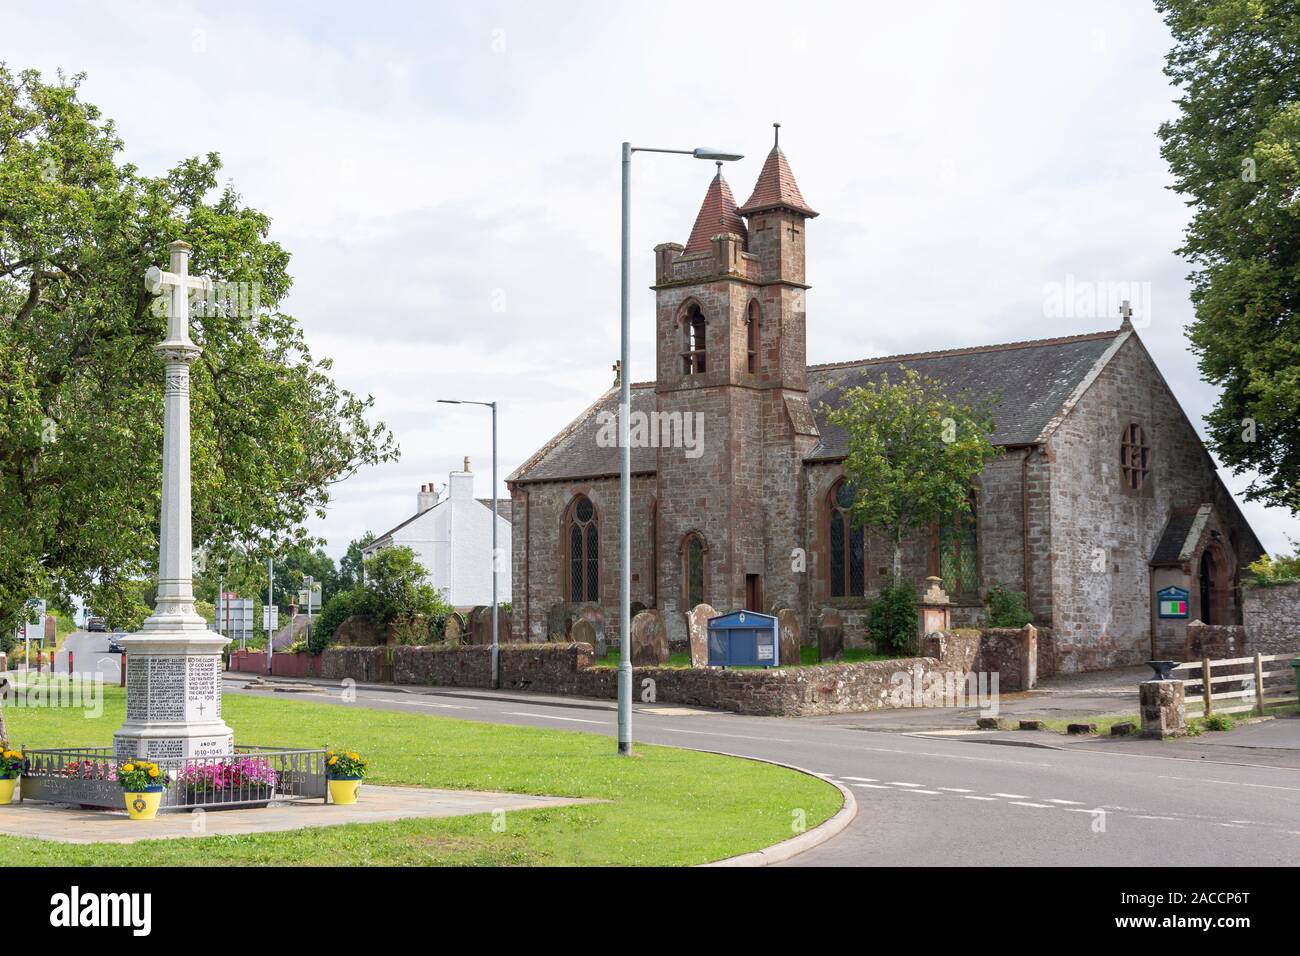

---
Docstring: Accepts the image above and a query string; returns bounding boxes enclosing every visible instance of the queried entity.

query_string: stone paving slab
[0,784,596,845]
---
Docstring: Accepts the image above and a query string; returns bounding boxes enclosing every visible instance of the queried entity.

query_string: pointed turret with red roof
[737,123,818,218]
[683,164,747,254]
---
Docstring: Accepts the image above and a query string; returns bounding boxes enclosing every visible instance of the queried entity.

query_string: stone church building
[507,137,1264,674]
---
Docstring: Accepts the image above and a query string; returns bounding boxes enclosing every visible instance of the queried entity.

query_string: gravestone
[469,605,509,646]
[546,603,574,642]
[577,605,607,657]
[115,242,233,767]
[816,607,844,662]
[686,603,717,667]
[630,610,669,666]
[444,612,465,644]
[571,619,604,659]
[776,608,802,666]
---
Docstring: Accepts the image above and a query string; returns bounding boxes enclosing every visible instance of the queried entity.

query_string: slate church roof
[509,329,1125,484]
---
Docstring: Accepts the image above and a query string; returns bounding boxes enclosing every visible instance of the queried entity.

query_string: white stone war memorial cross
[113,241,234,766]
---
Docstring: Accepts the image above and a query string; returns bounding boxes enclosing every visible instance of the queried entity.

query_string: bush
[985,584,1033,628]
[1203,713,1235,732]
[391,614,431,646]
[313,590,356,653]
[867,584,918,655]
[1246,544,1300,586]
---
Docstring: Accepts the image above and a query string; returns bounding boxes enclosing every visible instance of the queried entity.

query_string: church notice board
[1157,586,1190,619]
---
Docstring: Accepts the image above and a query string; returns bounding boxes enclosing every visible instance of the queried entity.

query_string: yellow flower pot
[124,788,164,820]
[0,777,16,805]
[328,777,361,805]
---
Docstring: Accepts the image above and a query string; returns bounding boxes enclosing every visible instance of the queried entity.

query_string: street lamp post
[437,398,500,689]
[618,142,743,756]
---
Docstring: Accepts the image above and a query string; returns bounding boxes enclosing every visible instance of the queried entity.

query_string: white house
[364,458,512,610]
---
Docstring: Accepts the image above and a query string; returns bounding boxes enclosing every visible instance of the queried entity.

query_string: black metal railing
[20,745,327,811]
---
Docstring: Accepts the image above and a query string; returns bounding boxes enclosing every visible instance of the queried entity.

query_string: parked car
[107,635,126,654]
[86,617,107,632]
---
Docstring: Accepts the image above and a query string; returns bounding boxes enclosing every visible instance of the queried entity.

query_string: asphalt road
[223,675,1300,866]
[52,630,123,683]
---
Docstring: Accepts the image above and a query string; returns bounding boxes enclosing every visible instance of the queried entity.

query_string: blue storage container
[707,611,779,668]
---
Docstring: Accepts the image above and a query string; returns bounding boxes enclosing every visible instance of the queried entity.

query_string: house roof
[509,329,1125,483]
[684,172,746,254]
[477,498,513,522]
[737,145,817,218]
[367,495,513,551]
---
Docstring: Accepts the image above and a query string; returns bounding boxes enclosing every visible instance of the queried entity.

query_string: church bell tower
[651,125,821,642]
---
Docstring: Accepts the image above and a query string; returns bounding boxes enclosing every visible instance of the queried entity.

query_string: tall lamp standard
[437,398,500,689]
[618,142,743,756]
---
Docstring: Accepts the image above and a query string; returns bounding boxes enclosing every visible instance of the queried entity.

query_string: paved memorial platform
[0,785,596,845]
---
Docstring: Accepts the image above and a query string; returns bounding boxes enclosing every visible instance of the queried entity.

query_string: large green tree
[0,68,397,636]
[825,368,998,585]
[1157,0,1300,513]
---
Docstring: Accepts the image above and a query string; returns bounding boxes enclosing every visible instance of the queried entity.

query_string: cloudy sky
[8,0,1298,556]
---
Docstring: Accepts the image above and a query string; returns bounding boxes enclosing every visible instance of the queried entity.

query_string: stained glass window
[938,497,978,600]
[829,480,865,598]
[567,495,598,602]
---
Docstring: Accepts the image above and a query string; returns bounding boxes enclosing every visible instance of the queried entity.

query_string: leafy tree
[825,367,998,585]
[0,67,397,638]
[356,547,447,628]
[269,544,338,614]
[337,532,374,592]
[1156,1,1300,512]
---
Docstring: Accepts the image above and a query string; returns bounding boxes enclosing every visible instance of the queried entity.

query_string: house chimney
[449,459,475,500]
[417,482,438,513]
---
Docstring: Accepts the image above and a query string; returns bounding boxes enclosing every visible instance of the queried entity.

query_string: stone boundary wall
[321,639,1014,717]
[1184,622,1248,661]
[1242,583,1300,656]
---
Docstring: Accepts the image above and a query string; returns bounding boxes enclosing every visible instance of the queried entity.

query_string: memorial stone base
[1139,679,1186,739]
[113,633,233,767]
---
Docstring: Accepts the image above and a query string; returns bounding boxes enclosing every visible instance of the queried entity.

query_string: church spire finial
[773,122,780,149]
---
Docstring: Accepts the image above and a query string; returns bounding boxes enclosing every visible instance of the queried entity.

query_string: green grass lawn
[1,685,839,866]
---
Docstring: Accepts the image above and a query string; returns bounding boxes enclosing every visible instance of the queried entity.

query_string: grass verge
[1,685,839,866]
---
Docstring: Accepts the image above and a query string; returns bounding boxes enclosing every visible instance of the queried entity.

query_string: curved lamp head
[693,147,744,161]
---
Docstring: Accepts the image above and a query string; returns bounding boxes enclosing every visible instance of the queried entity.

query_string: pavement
[0,783,594,845]
[221,671,1300,866]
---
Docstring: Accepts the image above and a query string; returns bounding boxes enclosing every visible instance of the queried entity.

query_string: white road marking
[1010,801,1053,808]
[1046,799,1084,805]
[1159,775,1300,793]
[1136,815,1179,821]
[852,783,891,790]
[963,795,997,801]
[887,782,921,787]
[841,776,878,782]
[905,789,942,795]
[1064,808,1105,814]
[990,793,1029,799]
[503,711,606,725]
[938,787,974,793]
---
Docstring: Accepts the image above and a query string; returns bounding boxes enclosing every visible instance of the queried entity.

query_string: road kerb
[696,751,857,867]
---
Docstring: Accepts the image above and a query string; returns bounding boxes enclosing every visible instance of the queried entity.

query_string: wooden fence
[1172,653,1299,717]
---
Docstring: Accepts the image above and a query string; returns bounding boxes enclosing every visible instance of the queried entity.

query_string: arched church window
[1121,422,1150,490]
[828,479,865,598]
[937,494,978,600]
[682,304,707,375]
[682,532,706,609]
[746,300,760,373]
[566,495,599,603]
